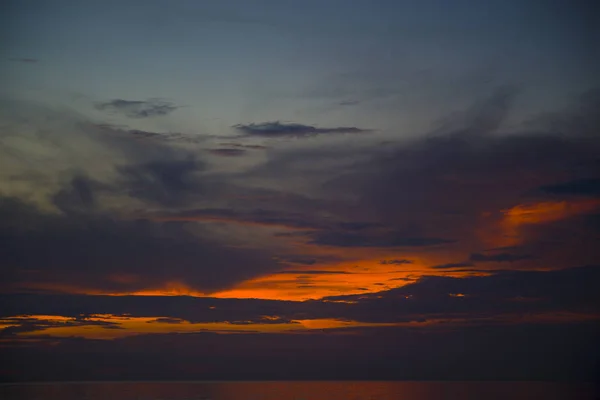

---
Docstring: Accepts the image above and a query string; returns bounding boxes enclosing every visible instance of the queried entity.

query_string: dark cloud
[2,88,600,384]
[0,316,123,336]
[116,157,202,206]
[379,259,413,265]
[0,196,283,294]
[277,256,316,265]
[275,254,344,266]
[93,124,211,144]
[95,99,179,118]
[147,318,185,324]
[323,265,600,322]
[277,270,352,275]
[1,265,598,327]
[219,142,268,150]
[307,230,453,248]
[3,87,600,302]
[154,208,326,230]
[232,121,371,137]
[469,253,532,263]
[1,264,599,380]
[51,175,97,213]
[430,262,474,269]
[159,208,454,249]
[539,178,600,197]
[301,87,600,269]
[127,129,206,143]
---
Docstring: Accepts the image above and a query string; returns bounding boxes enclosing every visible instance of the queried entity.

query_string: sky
[0,0,599,382]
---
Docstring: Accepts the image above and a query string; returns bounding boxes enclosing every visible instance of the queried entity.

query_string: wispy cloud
[95,99,180,118]
[93,125,209,144]
[219,142,269,150]
[277,270,352,275]
[379,259,413,265]
[430,262,474,269]
[469,253,531,263]
[307,231,453,248]
[7,57,38,63]
[233,121,371,137]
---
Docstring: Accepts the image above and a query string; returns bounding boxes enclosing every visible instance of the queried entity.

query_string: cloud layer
[1,87,599,381]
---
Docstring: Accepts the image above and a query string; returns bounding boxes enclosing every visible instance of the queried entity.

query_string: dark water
[0,381,596,400]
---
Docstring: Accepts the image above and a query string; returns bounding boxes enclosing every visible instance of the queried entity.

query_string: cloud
[153,208,327,230]
[1,262,599,380]
[379,259,413,265]
[305,87,600,264]
[323,265,600,322]
[2,265,598,327]
[95,99,179,118]
[93,125,213,144]
[51,175,97,213]
[116,158,203,206]
[431,85,519,138]
[2,86,600,314]
[339,100,360,106]
[127,129,205,143]
[232,121,371,137]
[0,196,283,294]
[526,87,600,137]
[162,206,452,249]
[219,142,268,150]
[277,270,352,275]
[147,318,185,324]
[430,262,474,269]
[7,57,38,63]
[469,253,531,263]
[0,316,123,336]
[307,231,453,248]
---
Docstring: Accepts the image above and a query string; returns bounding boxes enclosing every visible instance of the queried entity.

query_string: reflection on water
[0,381,596,400]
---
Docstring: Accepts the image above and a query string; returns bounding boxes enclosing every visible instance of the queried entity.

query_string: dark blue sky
[2,0,597,135]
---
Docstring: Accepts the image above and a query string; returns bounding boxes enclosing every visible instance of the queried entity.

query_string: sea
[0,381,597,400]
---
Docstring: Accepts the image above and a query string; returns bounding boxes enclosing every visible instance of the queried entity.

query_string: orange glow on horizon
[0,314,412,340]
[4,311,597,341]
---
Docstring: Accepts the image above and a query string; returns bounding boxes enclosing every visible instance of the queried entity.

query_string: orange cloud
[211,256,434,300]
[1,314,407,340]
[503,199,599,227]
[480,199,600,248]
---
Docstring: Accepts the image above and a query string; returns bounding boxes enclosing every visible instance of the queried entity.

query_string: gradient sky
[1,0,599,382]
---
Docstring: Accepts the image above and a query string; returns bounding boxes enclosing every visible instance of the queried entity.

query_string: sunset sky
[1,0,599,381]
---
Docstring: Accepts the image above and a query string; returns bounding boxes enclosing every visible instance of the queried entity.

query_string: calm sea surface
[0,381,596,400]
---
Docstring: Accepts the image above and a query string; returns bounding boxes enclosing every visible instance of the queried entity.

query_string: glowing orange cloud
[480,199,600,248]
[503,199,599,227]
[0,314,408,340]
